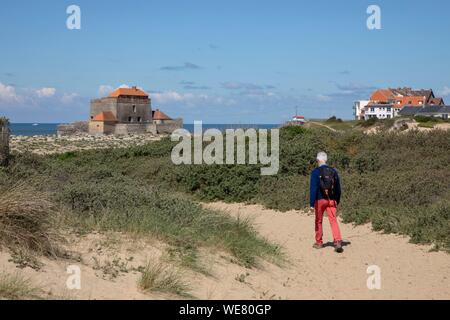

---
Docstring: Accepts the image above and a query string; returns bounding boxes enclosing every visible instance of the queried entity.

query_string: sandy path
[204,202,450,300]
[1,203,449,300]
[308,122,338,132]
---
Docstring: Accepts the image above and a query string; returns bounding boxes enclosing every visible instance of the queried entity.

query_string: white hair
[316,152,328,163]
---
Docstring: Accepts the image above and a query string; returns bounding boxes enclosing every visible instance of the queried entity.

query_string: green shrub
[5,125,450,255]
[360,117,378,127]
[414,115,440,123]
[325,116,343,123]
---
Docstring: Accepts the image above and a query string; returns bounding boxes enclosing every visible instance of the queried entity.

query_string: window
[387,115,391,119]
[371,107,375,112]
[387,107,391,112]
[133,105,136,113]
[137,117,142,122]
[128,117,132,122]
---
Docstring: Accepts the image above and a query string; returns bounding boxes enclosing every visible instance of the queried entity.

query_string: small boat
[32,123,39,126]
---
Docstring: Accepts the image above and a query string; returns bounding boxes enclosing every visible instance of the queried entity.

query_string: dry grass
[138,261,190,297]
[0,272,41,300]
[0,117,9,127]
[0,183,62,260]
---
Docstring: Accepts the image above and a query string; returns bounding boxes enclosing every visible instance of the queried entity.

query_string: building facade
[89,86,152,135]
[86,86,182,135]
[357,87,446,120]
[364,104,395,120]
[353,100,370,120]
[398,105,450,119]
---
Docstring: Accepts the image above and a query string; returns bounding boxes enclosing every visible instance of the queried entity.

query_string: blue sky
[1,0,450,123]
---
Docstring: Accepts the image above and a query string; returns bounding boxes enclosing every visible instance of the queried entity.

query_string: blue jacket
[309,165,341,208]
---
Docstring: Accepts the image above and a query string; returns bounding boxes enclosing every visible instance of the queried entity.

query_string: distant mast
[285,106,306,126]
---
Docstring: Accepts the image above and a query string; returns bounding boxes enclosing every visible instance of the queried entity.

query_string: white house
[364,104,395,120]
[291,115,306,124]
[353,100,370,120]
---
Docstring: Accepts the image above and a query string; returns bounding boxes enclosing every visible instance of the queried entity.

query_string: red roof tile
[109,86,148,98]
[92,111,117,122]
[152,109,172,120]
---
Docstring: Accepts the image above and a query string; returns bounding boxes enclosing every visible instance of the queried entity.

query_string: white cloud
[151,91,205,104]
[316,94,332,102]
[0,82,21,103]
[151,90,236,107]
[35,87,56,98]
[61,93,79,104]
[439,86,450,97]
[98,85,114,97]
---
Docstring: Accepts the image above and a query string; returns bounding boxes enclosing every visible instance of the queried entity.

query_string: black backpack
[319,166,336,198]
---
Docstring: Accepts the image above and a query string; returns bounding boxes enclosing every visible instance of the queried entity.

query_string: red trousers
[315,199,342,244]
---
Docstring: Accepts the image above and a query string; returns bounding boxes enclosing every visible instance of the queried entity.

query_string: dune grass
[0,272,41,300]
[2,142,282,270]
[138,261,190,297]
[0,184,63,266]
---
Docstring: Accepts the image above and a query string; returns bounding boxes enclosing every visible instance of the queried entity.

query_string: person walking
[310,152,344,253]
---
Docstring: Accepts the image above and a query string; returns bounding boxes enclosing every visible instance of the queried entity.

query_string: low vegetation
[0,117,9,127]
[414,115,449,124]
[0,272,41,300]
[0,184,63,268]
[0,140,281,273]
[145,126,449,251]
[138,261,190,297]
[1,123,449,292]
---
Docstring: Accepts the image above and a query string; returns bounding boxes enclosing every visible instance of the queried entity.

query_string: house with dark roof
[440,106,450,120]
[398,106,422,117]
[398,105,450,119]
[355,87,446,120]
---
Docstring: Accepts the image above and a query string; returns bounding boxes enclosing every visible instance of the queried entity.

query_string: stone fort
[58,86,182,136]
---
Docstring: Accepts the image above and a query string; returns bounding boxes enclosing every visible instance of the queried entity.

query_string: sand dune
[203,202,450,300]
[1,202,449,300]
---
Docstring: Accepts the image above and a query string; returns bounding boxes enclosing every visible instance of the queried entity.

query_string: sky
[1,0,450,123]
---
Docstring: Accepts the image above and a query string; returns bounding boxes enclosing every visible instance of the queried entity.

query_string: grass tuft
[0,183,62,261]
[0,272,41,300]
[138,261,190,297]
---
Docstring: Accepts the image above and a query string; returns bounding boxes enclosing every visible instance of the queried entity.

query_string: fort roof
[152,109,172,120]
[92,111,118,122]
[109,86,148,98]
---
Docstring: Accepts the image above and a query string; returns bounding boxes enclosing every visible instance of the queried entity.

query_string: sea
[9,123,281,136]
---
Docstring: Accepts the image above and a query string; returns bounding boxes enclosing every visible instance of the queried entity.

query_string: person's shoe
[313,243,323,249]
[335,241,344,253]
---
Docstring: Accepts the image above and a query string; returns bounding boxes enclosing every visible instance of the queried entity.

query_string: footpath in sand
[204,202,450,300]
[0,202,449,300]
